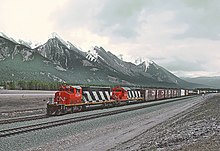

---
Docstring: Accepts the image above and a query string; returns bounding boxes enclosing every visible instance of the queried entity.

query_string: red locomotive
[111,86,142,101]
[47,85,189,115]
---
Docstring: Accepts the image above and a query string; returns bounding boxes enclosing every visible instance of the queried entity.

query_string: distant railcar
[156,89,165,100]
[143,89,157,101]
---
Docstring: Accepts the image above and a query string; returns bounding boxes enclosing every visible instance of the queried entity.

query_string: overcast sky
[1,0,220,78]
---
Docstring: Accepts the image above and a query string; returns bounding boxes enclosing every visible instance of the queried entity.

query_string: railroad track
[0,114,48,125]
[0,96,197,138]
[0,107,45,115]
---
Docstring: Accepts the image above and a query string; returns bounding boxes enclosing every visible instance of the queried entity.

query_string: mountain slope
[36,36,86,69]
[0,36,34,61]
[0,33,203,88]
[146,61,204,88]
[183,77,220,89]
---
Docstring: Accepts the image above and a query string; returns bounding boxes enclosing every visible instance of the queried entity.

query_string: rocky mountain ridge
[0,33,203,88]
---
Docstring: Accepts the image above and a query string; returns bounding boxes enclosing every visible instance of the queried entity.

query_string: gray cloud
[53,0,220,40]
[161,59,205,72]
[51,0,103,30]
[174,0,220,39]
[52,0,150,38]
[50,0,220,77]
[2,0,220,77]
[96,0,148,38]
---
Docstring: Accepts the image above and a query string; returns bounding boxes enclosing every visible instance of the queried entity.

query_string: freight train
[47,85,189,115]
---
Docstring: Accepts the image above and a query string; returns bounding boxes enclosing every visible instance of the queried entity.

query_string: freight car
[47,85,189,115]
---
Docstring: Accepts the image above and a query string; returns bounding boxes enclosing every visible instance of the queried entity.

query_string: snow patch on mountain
[21,49,33,61]
[17,39,32,48]
[86,46,99,62]
[55,66,67,71]
[0,32,18,44]
[86,46,105,62]
[0,32,44,49]
[47,72,66,83]
[134,57,153,72]
[145,60,155,71]
[67,41,82,52]
[29,41,44,49]
[90,68,99,71]
[49,32,71,49]
[0,54,5,61]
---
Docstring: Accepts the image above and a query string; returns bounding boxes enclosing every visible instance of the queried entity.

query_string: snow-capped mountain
[0,32,34,49]
[0,32,203,88]
[0,32,18,44]
[0,34,34,61]
[86,46,152,77]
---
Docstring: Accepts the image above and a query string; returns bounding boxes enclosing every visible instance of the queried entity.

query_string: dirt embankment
[111,94,220,151]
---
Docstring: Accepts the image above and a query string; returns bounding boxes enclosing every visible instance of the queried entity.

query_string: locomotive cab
[47,85,83,115]
[54,85,83,105]
[111,86,129,100]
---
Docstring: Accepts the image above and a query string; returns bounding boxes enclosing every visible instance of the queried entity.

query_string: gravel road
[19,95,210,151]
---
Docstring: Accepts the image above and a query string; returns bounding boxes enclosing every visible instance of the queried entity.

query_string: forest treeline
[0,80,63,90]
[0,81,116,90]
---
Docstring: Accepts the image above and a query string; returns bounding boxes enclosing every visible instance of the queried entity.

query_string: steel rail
[0,114,48,125]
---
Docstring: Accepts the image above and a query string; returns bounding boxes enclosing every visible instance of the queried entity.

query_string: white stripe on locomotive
[105,91,110,100]
[138,91,141,97]
[128,91,131,98]
[131,91,135,98]
[135,91,138,98]
[133,91,136,98]
[92,91,99,101]
[99,91,106,100]
[84,91,93,102]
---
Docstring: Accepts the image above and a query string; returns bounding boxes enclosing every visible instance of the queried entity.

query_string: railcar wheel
[81,105,86,111]
[105,103,111,108]
[70,107,74,113]
[110,103,114,107]
[77,106,83,112]
[102,103,107,108]
[47,110,52,116]
[71,106,78,112]
[55,109,62,116]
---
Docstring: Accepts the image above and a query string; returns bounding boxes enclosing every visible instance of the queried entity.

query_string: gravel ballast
[110,94,220,151]
[1,94,219,151]
[23,95,208,151]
